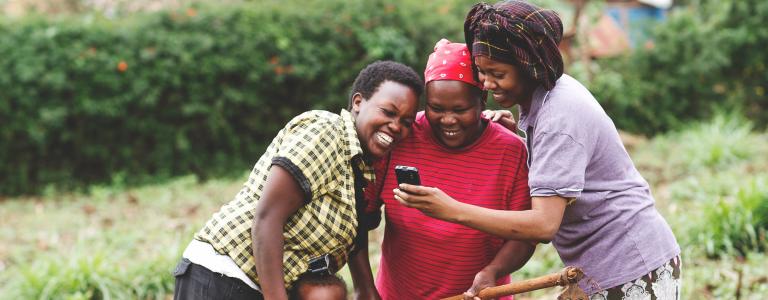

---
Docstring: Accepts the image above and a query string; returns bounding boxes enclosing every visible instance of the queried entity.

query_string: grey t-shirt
[518,74,680,293]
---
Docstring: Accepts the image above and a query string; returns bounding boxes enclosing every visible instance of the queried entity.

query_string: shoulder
[487,121,525,147]
[279,110,347,154]
[544,75,597,115]
[413,111,429,131]
[286,110,341,129]
[481,121,528,162]
[283,110,344,137]
[537,75,607,135]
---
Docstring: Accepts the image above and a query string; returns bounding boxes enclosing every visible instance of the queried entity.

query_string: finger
[393,192,415,207]
[462,292,473,300]
[393,188,411,201]
[501,118,517,130]
[492,112,502,122]
[398,183,431,196]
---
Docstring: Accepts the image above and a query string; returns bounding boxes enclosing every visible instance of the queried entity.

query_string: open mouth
[442,130,460,138]
[375,132,393,147]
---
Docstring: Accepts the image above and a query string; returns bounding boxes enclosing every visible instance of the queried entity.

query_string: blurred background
[0,0,766,299]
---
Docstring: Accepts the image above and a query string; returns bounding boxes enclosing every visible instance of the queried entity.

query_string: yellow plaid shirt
[194,109,374,289]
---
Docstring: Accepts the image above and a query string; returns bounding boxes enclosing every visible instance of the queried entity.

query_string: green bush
[3,241,181,299]
[588,0,768,134]
[693,177,768,258]
[0,0,478,195]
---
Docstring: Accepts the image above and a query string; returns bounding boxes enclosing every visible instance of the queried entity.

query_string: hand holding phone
[394,165,421,186]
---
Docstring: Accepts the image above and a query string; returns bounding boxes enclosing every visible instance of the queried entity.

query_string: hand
[393,184,462,222]
[483,110,516,132]
[463,269,497,300]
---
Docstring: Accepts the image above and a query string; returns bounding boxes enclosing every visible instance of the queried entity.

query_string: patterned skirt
[589,255,682,300]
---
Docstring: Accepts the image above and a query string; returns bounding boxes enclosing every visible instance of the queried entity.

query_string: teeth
[444,131,458,137]
[376,132,393,146]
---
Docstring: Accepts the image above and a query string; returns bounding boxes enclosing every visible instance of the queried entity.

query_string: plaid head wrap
[464,1,564,90]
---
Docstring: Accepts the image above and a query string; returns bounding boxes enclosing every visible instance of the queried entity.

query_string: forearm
[395,186,567,241]
[253,220,289,300]
[453,204,544,240]
[348,231,380,299]
[483,240,535,278]
[453,196,566,241]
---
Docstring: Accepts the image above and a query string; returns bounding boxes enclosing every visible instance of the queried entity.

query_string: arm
[463,240,536,300]
[252,166,305,300]
[347,230,382,300]
[393,185,568,241]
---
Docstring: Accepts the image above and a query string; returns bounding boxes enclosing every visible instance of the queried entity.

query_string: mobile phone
[394,165,421,186]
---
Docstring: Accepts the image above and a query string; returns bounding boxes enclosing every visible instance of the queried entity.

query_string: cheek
[460,113,480,126]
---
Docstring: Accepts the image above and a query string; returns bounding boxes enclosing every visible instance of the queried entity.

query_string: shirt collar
[518,85,550,134]
[340,109,375,182]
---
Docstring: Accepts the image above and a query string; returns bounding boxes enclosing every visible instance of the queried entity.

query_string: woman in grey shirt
[394,1,681,299]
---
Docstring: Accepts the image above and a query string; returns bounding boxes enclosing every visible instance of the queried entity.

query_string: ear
[351,92,365,113]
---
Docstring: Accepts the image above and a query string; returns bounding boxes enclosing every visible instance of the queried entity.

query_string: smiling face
[352,80,418,159]
[425,80,486,149]
[474,56,536,109]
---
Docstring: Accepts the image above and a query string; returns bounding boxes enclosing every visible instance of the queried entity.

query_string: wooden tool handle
[441,267,583,300]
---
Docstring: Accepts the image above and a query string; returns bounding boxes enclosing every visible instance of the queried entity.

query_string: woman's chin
[496,99,516,108]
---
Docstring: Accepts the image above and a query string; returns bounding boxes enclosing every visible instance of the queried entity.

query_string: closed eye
[454,107,471,113]
[381,108,396,117]
[427,104,444,113]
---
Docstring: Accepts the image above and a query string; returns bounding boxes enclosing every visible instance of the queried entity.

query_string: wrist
[480,264,504,279]
[452,201,472,225]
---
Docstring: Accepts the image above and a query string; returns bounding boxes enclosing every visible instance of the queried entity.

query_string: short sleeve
[528,131,587,198]
[271,117,343,203]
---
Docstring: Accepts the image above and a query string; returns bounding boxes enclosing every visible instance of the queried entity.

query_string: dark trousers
[173,258,264,300]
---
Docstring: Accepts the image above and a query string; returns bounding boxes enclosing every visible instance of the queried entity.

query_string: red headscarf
[424,39,483,90]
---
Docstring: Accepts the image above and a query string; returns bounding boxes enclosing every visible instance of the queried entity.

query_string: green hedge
[5,0,763,195]
[0,0,481,195]
[587,0,768,135]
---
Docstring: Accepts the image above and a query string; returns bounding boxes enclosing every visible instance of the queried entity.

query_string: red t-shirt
[366,112,531,300]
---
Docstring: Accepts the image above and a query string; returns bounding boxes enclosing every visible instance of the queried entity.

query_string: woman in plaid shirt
[173,61,422,300]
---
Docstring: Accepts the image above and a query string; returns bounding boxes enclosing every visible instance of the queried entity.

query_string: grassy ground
[1,115,767,299]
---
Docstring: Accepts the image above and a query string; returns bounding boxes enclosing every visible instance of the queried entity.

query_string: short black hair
[348,61,423,109]
[289,273,348,300]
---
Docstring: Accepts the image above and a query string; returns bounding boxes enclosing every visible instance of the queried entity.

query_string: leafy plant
[692,177,768,258]
[0,0,480,196]
[587,0,768,135]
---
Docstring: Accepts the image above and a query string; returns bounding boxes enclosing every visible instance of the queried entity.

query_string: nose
[441,114,458,126]
[388,118,403,134]
[483,78,497,91]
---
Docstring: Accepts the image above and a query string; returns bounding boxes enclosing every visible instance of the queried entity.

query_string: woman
[173,61,422,300]
[395,2,681,299]
[349,39,534,300]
